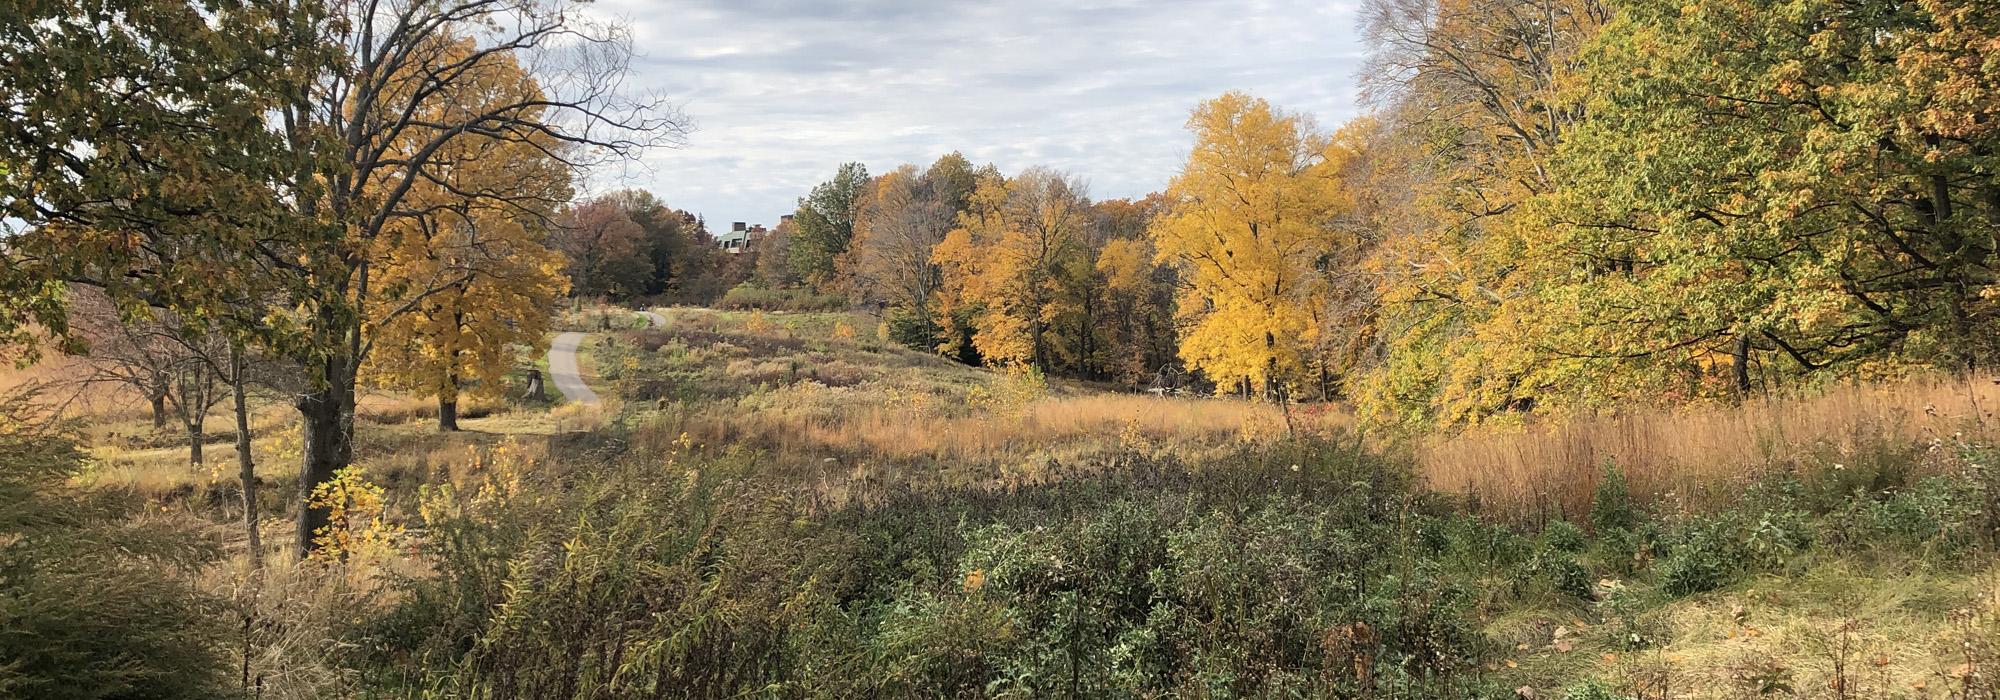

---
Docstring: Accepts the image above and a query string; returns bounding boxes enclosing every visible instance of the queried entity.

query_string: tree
[2,0,681,557]
[789,162,871,287]
[366,39,574,431]
[607,190,704,298]
[1508,0,2000,402]
[933,168,1093,370]
[0,0,317,358]
[751,217,800,288]
[1092,196,1178,389]
[1149,93,1351,397]
[555,197,654,299]
[846,165,957,347]
[1347,0,1609,424]
[69,291,228,466]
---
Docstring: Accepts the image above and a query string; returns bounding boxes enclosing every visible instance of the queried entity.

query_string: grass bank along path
[548,309,666,405]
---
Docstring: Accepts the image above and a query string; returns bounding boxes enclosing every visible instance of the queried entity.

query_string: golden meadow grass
[650,390,1328,464]
[1416,374,1999,519]
[15,304,1998,524]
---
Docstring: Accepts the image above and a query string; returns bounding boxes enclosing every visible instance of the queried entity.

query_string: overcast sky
[582,0,1366,229]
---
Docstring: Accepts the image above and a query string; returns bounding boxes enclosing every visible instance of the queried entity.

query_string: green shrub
[717,283,845,311]
[1590,464,1641,534]
[360,437,1509,698]
[1657,516,1742,596]
[1532,547,1596,599]
[1562,679,1636,700]
[0,398,235,699]
[884,306,942,351]
[1543,519,1587,554]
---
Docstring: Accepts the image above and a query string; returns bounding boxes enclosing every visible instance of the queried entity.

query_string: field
[5,307,1995,699]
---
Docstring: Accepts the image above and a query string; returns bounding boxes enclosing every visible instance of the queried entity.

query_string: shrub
[0,395,235,699]
[1543,519,1587,554]
[717,283,845,311]
[1590,463,1641,534]
[884,306,942,351]
[358,437,1509,698]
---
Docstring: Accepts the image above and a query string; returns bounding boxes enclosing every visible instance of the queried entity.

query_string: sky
[582,0,1367,230]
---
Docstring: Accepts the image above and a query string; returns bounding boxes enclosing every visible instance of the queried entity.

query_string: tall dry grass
[643,390,1347,469]
[1419,374,1998,519]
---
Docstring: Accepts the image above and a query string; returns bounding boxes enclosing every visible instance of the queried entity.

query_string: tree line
[744,155,1182,390]
[747,0,2000,428]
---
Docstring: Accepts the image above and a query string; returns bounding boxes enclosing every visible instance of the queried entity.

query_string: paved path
[548,331,599,405]
[547,310,664,406]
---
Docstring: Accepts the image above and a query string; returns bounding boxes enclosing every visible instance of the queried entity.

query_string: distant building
[716,220,776,253]
[716,222,752,253]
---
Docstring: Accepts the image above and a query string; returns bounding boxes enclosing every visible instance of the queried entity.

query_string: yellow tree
[363,40,572,431]
[932,168,1092,369]
[1150,92,1351,397]
[1350,0,1607,425]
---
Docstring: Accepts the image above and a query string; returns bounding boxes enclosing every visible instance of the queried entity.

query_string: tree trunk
[294,354,355,560]
[523,369,546,403]
[231,344,261,563]
[437,396,459,432]
[439,336,462,432]
[1732,335,1753,397]
[187,421,205,467]
[150,391,169,429]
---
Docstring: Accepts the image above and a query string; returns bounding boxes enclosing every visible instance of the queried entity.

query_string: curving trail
[547,331,599,405]
[547,310,664,406]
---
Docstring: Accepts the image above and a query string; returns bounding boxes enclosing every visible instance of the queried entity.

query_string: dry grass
[1417,375,2000,519]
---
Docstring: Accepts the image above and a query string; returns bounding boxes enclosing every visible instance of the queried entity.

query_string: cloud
[580,0,1365,228]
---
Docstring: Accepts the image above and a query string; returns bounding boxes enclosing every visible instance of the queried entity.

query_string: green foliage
[357,438,1510,697]
[1589,464,1640,534]
[716,282,846,312]
[790,162,872,285]
[0,397,234,698]
[1561,679,1636,700]
[884,305,943,351]
[1657,516,1742,596]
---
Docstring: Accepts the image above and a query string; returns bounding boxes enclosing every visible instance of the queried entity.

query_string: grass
[1417,376,2000,521]
[602,308,1349,492]
[8,306,2000,698]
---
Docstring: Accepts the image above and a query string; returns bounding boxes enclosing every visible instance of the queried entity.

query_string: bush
[1590,463,1641,534]
[717,283,845,311]
[884,306,942,351]
[0,396,235,699]
[358,437,1509,698]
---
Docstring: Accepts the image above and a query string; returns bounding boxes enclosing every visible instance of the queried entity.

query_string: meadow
[8,307,1996,698]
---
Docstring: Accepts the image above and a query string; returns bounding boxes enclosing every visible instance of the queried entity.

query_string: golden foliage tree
[363,40,572,431]
[932,168,1092,369]
[1149,92,1352,396]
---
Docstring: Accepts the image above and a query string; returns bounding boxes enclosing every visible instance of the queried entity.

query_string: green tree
[1519,0,2000,404]
[789,162,871,287]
